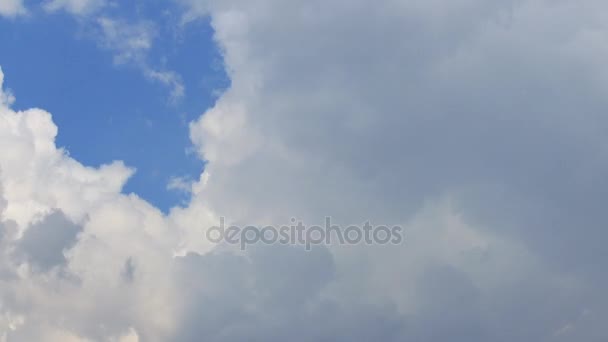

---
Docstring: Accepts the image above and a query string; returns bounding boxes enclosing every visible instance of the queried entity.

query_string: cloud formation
[2,0,608,341]
[0,0,26,18]
[43,0,105,16]
[185,0,608,339]
[96,17,186,102]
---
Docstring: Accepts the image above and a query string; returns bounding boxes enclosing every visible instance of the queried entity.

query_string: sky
[1,0,608,341]
[0,0,228,211]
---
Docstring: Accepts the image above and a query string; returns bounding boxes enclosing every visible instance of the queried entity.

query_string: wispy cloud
[43,0,106,16]
[97,17,156,64]
[0,0,26,18]
[96,17,185,102]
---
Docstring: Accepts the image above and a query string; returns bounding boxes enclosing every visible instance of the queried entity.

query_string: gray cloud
[170,245,407,342]
[14,211,82,272]
[184,0,608,340]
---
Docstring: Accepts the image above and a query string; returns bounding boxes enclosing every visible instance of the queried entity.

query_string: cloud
[183,0,608,339]
[0,67,215,340]
[0,70,15,106]
[96,17,186,102]
[43,0,105,16]
[13,211,82,272]
[3,0,608,341]
[37,7,185,101]
[167,175,193,193]
[96,17,156,65]
[144,69,186,103]
[0,0,26,18]
[0,66,151,339]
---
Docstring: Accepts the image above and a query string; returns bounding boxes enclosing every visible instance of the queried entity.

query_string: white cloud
[36,8,184,101]
[97,17,156,65]
[0,67,218,341]
[144,69,185,103]
[96,17,186,102]
[167,176,193,193]
[0,70,15,106]
[30,4,185,102]
[0,0,26,18]
[0,68,133,228]
[43,0,105,16]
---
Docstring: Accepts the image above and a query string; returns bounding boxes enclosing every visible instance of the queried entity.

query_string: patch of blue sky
[0,2,228,212]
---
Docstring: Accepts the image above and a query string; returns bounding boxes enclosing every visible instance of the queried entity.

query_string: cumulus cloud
[0,67,161,340]
[2,0,608,341]
[184,0,608,339]
[0,0,26,18]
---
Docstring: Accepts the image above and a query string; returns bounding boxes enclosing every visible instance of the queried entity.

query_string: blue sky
[0,2,227,211]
